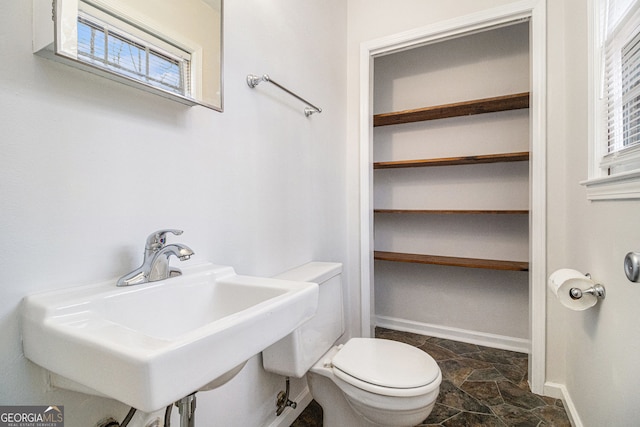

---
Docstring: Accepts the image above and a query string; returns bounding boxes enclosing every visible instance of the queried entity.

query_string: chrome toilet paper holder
[569,274,606,300]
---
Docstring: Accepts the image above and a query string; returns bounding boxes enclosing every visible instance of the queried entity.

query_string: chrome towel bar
[246,74,322,117]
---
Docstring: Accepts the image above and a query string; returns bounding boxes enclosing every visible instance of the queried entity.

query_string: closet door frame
[358,0,547,394]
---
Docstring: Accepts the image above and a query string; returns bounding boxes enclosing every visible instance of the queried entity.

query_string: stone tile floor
[291,328,571,426]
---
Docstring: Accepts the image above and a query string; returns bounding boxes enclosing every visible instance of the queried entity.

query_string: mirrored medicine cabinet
[33,0,223,111]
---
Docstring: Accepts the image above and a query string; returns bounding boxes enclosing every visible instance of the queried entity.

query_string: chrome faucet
[116,229,195,287]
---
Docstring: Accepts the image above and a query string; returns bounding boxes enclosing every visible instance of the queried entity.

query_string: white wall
[546,0,640,425]
[0,1,346,426]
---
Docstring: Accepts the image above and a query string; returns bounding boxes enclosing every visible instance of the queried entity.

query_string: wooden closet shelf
[374,251,529,271]
[373,151,529,169]
[374,209,529,215]
[373,92,530,127]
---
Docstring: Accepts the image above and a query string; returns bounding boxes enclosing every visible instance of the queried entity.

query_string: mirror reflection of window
[76,7,192,98]
[32,0,222,111]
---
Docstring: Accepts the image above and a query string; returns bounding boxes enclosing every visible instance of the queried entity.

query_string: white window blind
[76,5,192,98]
[583,0,640,199]
[604,0,640,159]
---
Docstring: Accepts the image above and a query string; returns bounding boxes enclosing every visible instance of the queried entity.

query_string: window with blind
[620,32,640,148]
[75,4,192,99]
[603,0,640,168]
[585,0,640,199]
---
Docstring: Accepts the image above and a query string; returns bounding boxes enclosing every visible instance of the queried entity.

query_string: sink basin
[22,262,318,412]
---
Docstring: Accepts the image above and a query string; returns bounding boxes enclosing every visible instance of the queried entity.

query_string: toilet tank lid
[332,338,440,390]
[274,262,342,284]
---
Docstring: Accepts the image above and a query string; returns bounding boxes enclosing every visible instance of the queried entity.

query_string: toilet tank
[262,262,344,377]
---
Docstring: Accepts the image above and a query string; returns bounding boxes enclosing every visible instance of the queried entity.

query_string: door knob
[624,252,640,282]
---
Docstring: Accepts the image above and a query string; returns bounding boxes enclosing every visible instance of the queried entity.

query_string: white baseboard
[266,386,313,427]
[375,315,530,354]
[544,382,582,427]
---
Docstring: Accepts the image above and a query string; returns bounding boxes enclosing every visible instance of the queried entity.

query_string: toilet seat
[331,338,440,397]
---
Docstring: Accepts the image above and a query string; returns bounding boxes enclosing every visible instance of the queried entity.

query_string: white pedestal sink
[22,262,318,412]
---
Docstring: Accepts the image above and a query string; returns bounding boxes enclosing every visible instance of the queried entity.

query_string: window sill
[581,170,640,200]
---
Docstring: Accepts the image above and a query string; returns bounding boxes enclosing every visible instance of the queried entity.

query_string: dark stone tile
[530,405,572,427]
[419,341,460,361]
[511,356,529,371]
[437,380,492,414]
[437,359,476,387]
[459,381,504,406]
[472,343,497,353]
[464,347,519,365]
[430,337,481,355]
[375,327,430,347]
[454,357,494,370]
[290,400,322,427]
[491,404,543,427]
[497,381,547,410]
[441,411,506,427]
[539,395,557,406]
[481,347,528,360]
[494,362,527,384]
[515,378,532,392]
[466,367,506,382]
[420,403,460,424]
[509,350,529,359]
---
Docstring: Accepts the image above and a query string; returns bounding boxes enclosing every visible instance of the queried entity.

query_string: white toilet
[262,262,441,427]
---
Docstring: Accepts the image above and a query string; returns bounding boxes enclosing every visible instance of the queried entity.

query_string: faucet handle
[145,229,184,252]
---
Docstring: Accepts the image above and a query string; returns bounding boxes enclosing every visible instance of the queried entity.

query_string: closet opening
[359,2,546,393]
[373,21,530,351]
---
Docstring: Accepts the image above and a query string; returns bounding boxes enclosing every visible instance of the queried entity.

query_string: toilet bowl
[262,262,441,427]
[309,338,441,426]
